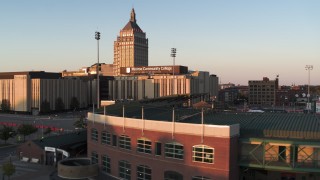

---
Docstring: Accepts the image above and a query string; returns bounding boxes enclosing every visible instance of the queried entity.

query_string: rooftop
[101,101,320,141]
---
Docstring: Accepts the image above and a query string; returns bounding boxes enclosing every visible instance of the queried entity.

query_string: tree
[2,161,15,180]
[0,125,15,144]
[55,97,65,112]
[40,99,51,114]
[1,99,10,112]
[43,127,52,136]
[70,97,79,110]
[74,115,87,129]
[17,124,38,142]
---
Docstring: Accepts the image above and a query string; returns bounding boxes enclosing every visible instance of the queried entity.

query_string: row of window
[91,129,214,163]
[91,152,211,180]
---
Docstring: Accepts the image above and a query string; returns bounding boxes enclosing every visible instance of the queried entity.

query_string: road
[0,111,87,132]
[0,145,17,162]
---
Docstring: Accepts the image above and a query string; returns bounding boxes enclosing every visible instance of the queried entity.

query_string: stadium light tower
[95,31,101,108]
[171,48,176,95]
[305,65,313,112]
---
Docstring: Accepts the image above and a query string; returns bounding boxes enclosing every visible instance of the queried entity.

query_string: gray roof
[33,130,87,149]
[101,102,320,141]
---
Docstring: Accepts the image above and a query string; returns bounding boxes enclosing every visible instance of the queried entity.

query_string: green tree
[43,127,52,136]
[73,115,87,129]
[55,97,65,112]
[1,99,10,112]
[2,161,16,180]
[40,99,51,113]
[17,124,38,142]
[70,97,79,110]
[0,125,15,144]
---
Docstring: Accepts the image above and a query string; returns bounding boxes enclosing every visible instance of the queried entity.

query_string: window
[91,128,98,142]
[137,138,152,154]
[119,160,131,180]
[165,142,184,160]
[192,145,214,163]
[192,176,211,180]
[101,131,111,145]
[112,135,117,147]
[137,165,151,180]
[155,142,162,156]
[119,135,131,150]
[164,171,183,180]
[102,155,111,173]
[91,151,98,164]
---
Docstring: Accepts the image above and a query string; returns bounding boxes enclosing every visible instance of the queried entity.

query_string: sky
[1,0,320,86]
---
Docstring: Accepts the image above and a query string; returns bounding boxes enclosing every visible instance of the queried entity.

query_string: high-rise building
[113,8,148,76]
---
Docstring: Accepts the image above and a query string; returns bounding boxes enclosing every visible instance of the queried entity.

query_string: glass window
[91,128,98,142]
[137,165,151,180]
[112,135,117,147]
[164,171,183,180]
[119,135,131,150]
[102,155,111,173]
[192,176,211,180]
[119,160,131,180]
[137,138,152,154]
[155,142,162,156]
[101,131,111,145]
[91,151,98,164]
[192,145,214,164]
[165,142,184,160]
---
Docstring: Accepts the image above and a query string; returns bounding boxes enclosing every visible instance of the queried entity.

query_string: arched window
[119,160,131,179]
[164,142,184,160]
[192,145,214,163]
[164,171,183,180]
[137,138,152,154]
[119,135,131,150]
[192,176,211,180]
[137,165,151,180]
[91,128,98,142]
[101,155,110,173]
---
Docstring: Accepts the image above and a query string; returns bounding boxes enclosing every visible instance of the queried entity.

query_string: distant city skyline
[1,1,319,86]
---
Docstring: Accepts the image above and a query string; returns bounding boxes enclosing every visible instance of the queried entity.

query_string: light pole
[171,48,176,95]
[95,31,101,108]
[305,65,313,111]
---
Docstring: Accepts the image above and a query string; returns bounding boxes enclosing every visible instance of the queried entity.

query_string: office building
[113,8,148,76]
[248,77,279,107]
[0,71,93,113]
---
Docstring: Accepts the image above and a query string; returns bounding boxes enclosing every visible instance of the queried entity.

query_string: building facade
[0,71,94,112]
[87,111,239,180]
[113,8,148,76]
[109,71,216,102]
[87,103,320,180]
[248,77,279,107]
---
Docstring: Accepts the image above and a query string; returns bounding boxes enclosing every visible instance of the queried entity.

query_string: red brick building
[87,103,239,180]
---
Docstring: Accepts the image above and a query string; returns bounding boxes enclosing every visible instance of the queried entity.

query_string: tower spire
[130,8,136,23]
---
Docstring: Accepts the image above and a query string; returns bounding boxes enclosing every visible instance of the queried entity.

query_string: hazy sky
[1,1,319,85]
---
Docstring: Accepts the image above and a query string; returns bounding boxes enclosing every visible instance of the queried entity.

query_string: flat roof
[100,102,320,141]
[0,71,61,79]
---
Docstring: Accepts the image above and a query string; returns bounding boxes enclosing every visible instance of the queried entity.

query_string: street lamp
[95,31,101,108]
[171,48,176,95]
[305,65,313,111]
